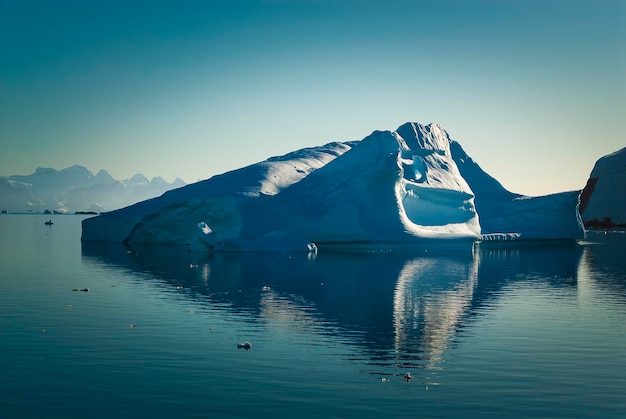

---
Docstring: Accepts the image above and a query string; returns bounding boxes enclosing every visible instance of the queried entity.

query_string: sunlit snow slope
[82,122,584,251]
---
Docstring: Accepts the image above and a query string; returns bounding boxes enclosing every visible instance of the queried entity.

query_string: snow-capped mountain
[579,146,626,227]
[0,165,186,213]
[82,122,584,252]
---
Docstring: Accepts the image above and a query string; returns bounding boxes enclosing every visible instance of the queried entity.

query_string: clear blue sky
[1,0,624,196]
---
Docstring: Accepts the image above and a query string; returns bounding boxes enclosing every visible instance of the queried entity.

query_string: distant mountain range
[0,165,186,213]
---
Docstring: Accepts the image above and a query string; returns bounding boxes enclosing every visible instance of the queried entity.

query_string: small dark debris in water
[72,288,89,292]
[237,341,252,350]
[403,372,413,381]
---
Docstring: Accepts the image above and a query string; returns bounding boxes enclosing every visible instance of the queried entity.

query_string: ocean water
[1,214,625,418]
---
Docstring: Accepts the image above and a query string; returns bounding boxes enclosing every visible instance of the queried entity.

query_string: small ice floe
[237,341,252,350]
[403,372,413,382]
[261,285,270,291]
[72,288,89,292]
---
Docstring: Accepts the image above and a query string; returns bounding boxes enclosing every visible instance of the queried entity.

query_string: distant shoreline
[0,211,100,215]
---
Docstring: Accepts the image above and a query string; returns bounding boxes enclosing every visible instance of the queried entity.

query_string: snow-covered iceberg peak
[392,123,479,238]
[242,126,481,251]
[395,122,451,155]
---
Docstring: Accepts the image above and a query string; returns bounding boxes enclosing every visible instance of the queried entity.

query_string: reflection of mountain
[81,242,585,370]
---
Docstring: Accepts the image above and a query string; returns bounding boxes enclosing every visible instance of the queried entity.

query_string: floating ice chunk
[237,341,252,350]
[480,233,522,241]
[197,221,212,235]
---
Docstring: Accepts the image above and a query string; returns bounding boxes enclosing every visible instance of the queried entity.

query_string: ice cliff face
[82,122,584,251]
[579,147,626,227]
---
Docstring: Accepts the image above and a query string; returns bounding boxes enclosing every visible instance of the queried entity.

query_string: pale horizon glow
[1,0,624,196]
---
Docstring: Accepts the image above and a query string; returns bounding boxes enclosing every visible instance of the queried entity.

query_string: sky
[1,0,624,196]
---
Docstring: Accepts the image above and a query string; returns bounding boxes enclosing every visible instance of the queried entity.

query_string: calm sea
[1,214,625,418]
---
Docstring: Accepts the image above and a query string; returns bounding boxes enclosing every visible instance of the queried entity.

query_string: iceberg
[82,122,584,252]
[579,146,626,228]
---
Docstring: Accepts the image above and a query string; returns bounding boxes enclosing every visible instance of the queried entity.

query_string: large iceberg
[579,146,626,228]
[82,122,584,252]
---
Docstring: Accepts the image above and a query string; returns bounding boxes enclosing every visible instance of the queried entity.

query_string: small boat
[44,220,53,225]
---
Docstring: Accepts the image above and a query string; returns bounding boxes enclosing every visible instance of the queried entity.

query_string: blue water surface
[1,214,625,418]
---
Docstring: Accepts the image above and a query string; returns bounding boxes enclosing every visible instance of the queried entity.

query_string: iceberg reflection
[393,256,478,369]
[82,241,585,369]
